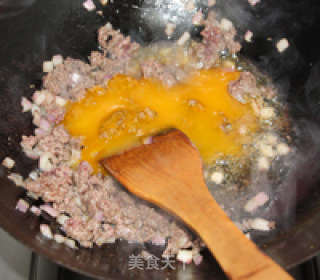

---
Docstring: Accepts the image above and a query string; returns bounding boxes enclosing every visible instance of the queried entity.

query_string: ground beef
[90,51,133,84]
[17,16,248,259]
[141,60,178,86]
[24,161,201,254]
[98,23,140,60]
[43,58,95,101]
[193,11,241,68]
[228,71,259,103]
[22,125,81,169]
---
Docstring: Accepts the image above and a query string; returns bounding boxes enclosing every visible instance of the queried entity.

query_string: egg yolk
[62,68,258,173]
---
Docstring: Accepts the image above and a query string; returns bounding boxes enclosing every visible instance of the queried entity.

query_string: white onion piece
[193,254,203,265]
[83,0,96,11]
[64,238,77,249]
[21,97,32,112]
[40,204,58,217]
[39,152,54,172]
[257,157,269,171]
[207,0,216,6]
[43,61,54,73]
[27,191,39,199]
[31,104,41,116]
[250,218,274,231]
[33,91,46,105]
[66,149,81,167]
[177,32,190,46]
[52,55,64,66]
[55,96,67,107]
[277,143,290,155]
[8,173,24,187]
[57,214,69,225]
[210,171,224,184]
[2,157,15,169]
[177,250,193,264]
[220,18,233,31]
[54,234,66,244]
[244,192,269,212]
[40,224,53,239]
[35,128,48,137]
[244,30,253,42]
[30,206,41,216]
[39,118,51,131]
[260,107,275,119]
[24,148,41,160]
[276,38,289,53]
[16,199,29,213]
[142,136,153,145]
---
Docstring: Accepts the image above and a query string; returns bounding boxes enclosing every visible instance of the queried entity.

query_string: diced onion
[40,204,58,217]
[2,157,15,169]
[64,238,77,249]
[244,30,253,42]
[177,32,191,46]
[244,192,269,212]
[39,152,54,172]
[40,224,53,239]
[21,97,32,112]
[220,18,233,31]
[250,218,274,231]
[83,0,96,11]
[210,171,224,184]
[277,143,290,155]
[55,96,67,107]
[30,206,41,216]
[57,214,69,225]
[8,173,24,187]
[16,199,29,213]
[52,55,64,66]
[177,250,193,264]
[54,234,66,244]
[43,61,54,73]
[276,38,289,53]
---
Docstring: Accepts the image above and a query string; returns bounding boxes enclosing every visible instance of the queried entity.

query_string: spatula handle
[186,190,293,280]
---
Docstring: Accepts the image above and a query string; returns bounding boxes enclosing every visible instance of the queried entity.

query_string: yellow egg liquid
[62,68,258,173]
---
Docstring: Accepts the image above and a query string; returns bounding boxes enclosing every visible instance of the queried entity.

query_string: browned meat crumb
[23,161,200,254]
[192,11,241,68]
[98,23,139,59]
[141,60,177,86]
[17,16,248,258]
[228,72,259,104]
[43,58,95,101]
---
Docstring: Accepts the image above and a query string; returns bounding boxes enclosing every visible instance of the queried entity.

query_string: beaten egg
[62,68,258,173]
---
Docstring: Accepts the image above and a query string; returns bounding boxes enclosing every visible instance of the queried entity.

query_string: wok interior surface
[0,0,320,279]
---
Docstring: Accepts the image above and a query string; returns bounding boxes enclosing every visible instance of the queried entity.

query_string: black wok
[0,0,320,279]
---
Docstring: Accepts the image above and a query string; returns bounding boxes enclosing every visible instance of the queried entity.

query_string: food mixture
[4,5,293,265]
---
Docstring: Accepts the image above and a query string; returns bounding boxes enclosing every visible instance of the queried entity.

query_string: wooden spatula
[100,130,293,280]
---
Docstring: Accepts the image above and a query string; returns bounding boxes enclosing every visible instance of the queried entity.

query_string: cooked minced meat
[24,161,200,255]
[16,11,279,259]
